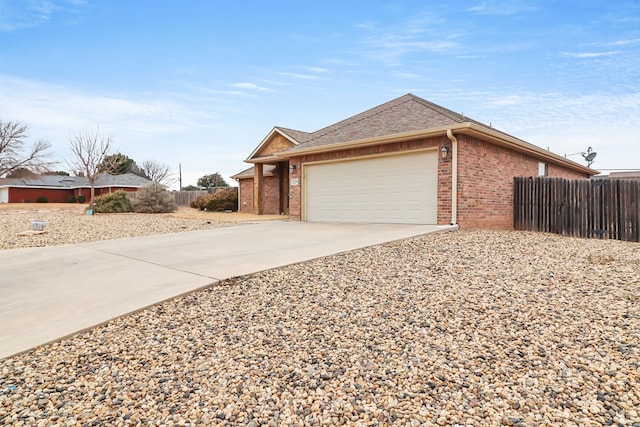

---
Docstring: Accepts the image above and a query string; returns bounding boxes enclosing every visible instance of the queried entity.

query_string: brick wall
[237,175,281,214]
[455,135,590,228]
[8,186,139,203]
[264,175,281,214]
[238,179,253,213]
[288,160,301,220]
[438,152,453,225]
[9,188,74,203]
[547,163,591,179]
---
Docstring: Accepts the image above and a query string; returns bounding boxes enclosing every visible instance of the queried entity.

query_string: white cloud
[394,72,420,79]
[277,72,320,80]
[602,38,640,47]
[562,51,622,58]
[0,73,288,189]
[0,0,86,31]
[300,66,330,74]
[231,82,274,92]
[351,11,464,67]
[467,1,538,16]
[0,1,50,31]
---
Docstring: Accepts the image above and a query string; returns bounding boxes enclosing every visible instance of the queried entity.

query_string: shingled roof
[240,93,596,175]
[0,173,152,188]
[231,164,277,180]
[281,93,485,150]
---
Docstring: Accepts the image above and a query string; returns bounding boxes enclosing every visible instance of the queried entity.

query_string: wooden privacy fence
[172,187,238,206]
[127,188,238,207]
[173,191,209,206]
[514,177,640,242]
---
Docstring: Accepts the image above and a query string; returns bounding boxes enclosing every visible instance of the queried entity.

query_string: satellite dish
[565,146,597,166]
[582,147,597,166]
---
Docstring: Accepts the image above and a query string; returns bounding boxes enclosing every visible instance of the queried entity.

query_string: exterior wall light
[289,164,297,174]
[441,146,450,159]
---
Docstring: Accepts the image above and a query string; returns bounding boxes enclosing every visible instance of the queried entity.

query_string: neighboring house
[602,171,640,180]
[232,94,596,228]
[0,173,152,203]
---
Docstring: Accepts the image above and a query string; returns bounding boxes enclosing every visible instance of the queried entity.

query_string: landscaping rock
[0,229,638,425]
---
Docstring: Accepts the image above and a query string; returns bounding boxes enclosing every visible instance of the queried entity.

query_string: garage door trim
[302,148,438,223]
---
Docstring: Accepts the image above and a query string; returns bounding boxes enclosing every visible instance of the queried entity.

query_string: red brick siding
[455,136,533,228]
[438,152,453,225]
[9,188,74,203]
[237,175,281,215]
[455,135,590,229]
[8,187,140,203]
[238,179,253,213]
[547,163,590,179]
[264,175,281,214]
[288,160,301,220]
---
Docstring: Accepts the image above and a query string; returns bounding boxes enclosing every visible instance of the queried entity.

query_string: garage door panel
[305,151,437,224]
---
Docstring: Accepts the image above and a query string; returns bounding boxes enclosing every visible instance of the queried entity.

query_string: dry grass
[0,203,287,223]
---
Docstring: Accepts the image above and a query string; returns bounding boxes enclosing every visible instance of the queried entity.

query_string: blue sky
[1,0,638,188]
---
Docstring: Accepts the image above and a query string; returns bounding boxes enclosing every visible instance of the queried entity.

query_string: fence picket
[513,177,639,242]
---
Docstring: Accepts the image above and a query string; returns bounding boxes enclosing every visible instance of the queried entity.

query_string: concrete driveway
[0,221,454,360]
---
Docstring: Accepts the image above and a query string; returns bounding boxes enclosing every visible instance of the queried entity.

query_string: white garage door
[304,151,438,224]
[0,188,8,203]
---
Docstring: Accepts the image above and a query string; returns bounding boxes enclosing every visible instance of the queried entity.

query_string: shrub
[190,194,213,210]
[36,196,48,203]
[77,195,86,203]
[189,189,237,211]
[67,195,76,203]
[205,188,237,211]
[131,183,176,213]
[94,191,132,213]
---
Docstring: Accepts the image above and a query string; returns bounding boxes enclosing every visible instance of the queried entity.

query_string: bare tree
[67,129,118,211]
[141,159,176,186]
[0,120,55,177]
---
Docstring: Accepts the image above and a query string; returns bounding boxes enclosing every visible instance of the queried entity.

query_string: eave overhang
[275,122,598,175]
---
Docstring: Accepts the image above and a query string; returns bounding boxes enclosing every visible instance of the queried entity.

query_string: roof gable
[244,94,473,160]
[245,127,301,161]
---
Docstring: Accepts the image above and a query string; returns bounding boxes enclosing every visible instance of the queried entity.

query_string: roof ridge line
[409,96,467,123]
[301,94,416,145]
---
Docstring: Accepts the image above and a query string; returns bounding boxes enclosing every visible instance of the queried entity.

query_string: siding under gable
[255,134,295,158]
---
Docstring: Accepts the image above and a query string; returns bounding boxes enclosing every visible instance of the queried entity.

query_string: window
[538,162,547,176]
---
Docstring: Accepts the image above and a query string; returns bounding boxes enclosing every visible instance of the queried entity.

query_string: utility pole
[179,163,182,191]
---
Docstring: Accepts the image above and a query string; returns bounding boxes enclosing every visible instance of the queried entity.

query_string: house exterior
[232,94,596,228]
[0,173,152,203]
[603,171,640,180]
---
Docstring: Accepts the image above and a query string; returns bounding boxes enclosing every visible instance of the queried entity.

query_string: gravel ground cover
[0,206,239,250]
[1,229,638,426]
